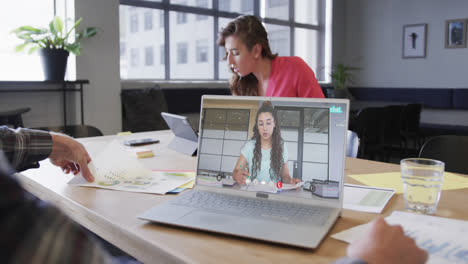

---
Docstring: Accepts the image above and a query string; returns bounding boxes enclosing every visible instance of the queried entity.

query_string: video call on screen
[196,98,345,200]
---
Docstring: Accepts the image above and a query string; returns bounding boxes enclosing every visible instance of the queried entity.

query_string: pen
[240,164,251,183]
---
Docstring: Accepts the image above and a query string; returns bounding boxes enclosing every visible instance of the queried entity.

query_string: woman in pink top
[217,15,324,98]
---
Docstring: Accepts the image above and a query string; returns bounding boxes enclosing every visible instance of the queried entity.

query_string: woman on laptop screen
[233,101,300,185]
[217,15,324,98]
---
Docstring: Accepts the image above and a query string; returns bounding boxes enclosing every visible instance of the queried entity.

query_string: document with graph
[332,211,468,264]
[68,140,194,194]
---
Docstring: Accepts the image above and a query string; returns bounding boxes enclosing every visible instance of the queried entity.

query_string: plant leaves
[12,16,97,56]
[11,26,43,34]
[82,27,99,39]
[14,43,29,52]
[53,16,64,35]
[66,43,81,56]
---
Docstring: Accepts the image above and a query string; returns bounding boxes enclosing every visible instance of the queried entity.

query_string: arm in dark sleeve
[0,152,118,264]
[0,126,52,171]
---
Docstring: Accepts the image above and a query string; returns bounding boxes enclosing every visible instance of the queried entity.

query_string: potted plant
[12,16,98,80]
[329,63,360,99]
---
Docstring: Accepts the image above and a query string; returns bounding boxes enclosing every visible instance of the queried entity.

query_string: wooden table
[17,130,468,264]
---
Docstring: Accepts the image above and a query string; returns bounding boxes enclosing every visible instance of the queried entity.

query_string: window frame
[120,0,327,81]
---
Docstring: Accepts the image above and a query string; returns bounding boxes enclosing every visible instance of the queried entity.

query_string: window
[263,0,289,20]
[199,108,250,174]
[177,12,187,24]
[130,14,138,33]
[196,39,208,63]
[218,0,230,11]
[196,0,208,20]
[120,5,165,79]
[144,11,153,30]
[130,48,139,67]
[268,0,289,8]
[160,44,165,65]
[145,46,154,66]
[266,25,290,56]
[0,1,54,80]
[120,0,332,81]
[241,0,254,13]
[120,42,126,57]
[177,42,188,64]
[159,10,164,27]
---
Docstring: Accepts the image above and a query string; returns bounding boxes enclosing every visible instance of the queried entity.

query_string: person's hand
[48,134,95,182]
[289,177,301,184]
[347,218,428,264]
[233,165,250,185]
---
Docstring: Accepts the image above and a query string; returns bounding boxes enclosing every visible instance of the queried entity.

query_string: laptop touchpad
[176,210,236,229]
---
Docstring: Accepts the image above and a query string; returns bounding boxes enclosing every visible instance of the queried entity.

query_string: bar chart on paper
[332,211,468,264]
[387,212,468,264]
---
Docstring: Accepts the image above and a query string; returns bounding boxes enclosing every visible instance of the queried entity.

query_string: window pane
[176,42,188,64]
[218,0,253,15]
[196,0,209,20]
[145,46,154,66]
[196,39,209,63]
[130,48,139,67]
[295,0,319,25]
[295,28,320,80]
[218,17,233,79]
[262,0,289,20]
[0,1,54,80]
[171,0,212,8]
[144,11,153,30]
[170,11,213,79]
[265,24,290,56]
[120,6,165,79]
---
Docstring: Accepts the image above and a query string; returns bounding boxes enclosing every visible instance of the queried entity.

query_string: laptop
[161,112,198,156]
[139,95,349,249]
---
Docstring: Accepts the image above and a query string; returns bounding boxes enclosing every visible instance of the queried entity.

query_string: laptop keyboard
[172,191,331,226]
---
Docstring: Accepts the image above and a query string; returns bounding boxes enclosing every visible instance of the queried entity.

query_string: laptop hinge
[256,193,269,199]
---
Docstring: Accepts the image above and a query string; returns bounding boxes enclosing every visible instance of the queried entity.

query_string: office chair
[346,130,360,158]
[354,107,387,161]
[0,107,31,128]
[33,125,103,138]
[400,103,422,156]
[419,135,468,174]
[121,86,169,132]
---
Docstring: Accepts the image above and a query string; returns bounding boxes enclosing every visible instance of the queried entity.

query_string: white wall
[340,0,468,88]
[75,0,121,134]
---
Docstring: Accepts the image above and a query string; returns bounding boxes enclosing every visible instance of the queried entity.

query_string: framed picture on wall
[445,19,467,48]
[402,24,427,58]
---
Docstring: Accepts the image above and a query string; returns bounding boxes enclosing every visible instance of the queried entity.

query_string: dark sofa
[349,87,468,135]
[121,85,231,132]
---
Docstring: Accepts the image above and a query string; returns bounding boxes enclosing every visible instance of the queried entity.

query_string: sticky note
[136,150,154,158]
[117,131,132,136]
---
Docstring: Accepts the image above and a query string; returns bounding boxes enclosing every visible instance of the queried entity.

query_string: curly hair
[217,15,278,96]
[251,101,284,182]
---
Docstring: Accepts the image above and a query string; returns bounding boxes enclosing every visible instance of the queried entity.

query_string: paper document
[332,211,468,264]
[343,184,395,213]
[68,141,194,194]
[348,172,468,194]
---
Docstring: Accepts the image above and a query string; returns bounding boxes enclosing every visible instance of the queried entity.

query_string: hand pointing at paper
[346,217,428,264]
[49,133,95,182]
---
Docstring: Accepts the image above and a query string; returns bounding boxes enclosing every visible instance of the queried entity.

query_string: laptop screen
[196,96,348,202]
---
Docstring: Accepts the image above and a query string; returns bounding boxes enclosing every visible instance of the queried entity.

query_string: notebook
[139,95,349,249]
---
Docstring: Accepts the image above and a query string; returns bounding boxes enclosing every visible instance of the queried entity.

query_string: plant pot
[39,48,69,81]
